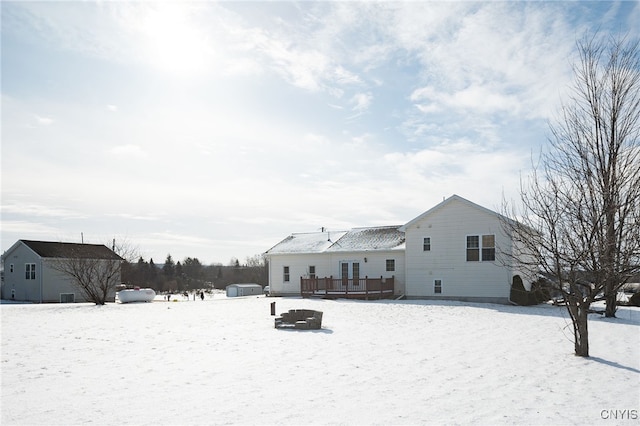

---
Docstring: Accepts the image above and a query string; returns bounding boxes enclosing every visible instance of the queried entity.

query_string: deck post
[365,276,369,300]
[392,275,395,298]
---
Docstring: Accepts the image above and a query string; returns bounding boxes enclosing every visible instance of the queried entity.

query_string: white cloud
[411,84,519,115]
[387,2,575,120]
[35,114,54,125]
[350,92,373,113]
[108,144,148,159]
[0,221,65,241]
[1,201,86,219]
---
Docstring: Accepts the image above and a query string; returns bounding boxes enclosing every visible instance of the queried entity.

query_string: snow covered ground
[1,295,638,425]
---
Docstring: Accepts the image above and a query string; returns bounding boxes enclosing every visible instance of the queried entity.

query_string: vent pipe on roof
[81,232,84,244]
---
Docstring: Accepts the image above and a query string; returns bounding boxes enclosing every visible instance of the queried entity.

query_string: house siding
[268,251,405,296]
[404,197,513,302]
[2,242,42,302]
[40,260,91,303]
[268,254,333,296]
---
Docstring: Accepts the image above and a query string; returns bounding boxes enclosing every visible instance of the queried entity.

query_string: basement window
[60,293,75,303]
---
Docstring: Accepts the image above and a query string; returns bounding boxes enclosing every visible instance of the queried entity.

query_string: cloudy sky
[2,1,638,265]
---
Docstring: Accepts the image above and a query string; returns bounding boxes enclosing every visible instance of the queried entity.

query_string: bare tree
[110,237,140,263]
[51,245,123,305]
[502,33,640,357]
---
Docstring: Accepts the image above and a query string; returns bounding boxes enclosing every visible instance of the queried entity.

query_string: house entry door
[340,261,360,286]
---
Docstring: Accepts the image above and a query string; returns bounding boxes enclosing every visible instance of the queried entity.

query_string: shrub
[530,278,552,304]
[510,275,532,306]
[510,275,549,306]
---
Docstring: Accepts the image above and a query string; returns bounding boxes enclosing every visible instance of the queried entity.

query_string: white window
[434,279,442,294]
[482,235,496,261]
[283,266,290,282]
[25,263,36,280]
[423,237,431,251]
[309,265,316,279]
[466,234,495,262]
[466,236,479,261]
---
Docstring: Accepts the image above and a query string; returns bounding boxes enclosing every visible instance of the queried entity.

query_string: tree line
[121,254,268,293]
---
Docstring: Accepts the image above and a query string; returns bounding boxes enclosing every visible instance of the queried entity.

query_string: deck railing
[300,276,395,299]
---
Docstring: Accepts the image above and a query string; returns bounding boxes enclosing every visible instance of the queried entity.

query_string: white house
[265,195,530,304]
[1,240,122,303]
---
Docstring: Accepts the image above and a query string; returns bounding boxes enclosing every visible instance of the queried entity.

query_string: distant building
[225,283,264,297]
[1,240,122,303]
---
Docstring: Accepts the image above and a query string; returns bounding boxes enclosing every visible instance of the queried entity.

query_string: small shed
[226,283,264,297]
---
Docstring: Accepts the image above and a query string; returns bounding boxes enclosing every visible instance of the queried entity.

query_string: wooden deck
[300,276,395,300]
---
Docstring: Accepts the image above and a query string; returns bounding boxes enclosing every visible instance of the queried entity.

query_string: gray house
[1,240,122,303]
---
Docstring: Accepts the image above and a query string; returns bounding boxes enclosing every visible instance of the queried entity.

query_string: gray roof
[266,226,405,255]
[20,240,123,260]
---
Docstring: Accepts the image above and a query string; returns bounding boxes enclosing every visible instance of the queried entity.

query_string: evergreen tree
[163,254,175,278]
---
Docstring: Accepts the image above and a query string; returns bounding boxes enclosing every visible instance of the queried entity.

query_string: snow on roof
[326,226,405,252]
[265,226,404,255]
[265,231,348,254]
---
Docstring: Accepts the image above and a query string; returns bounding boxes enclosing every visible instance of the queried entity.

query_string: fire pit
[274,309,323,330]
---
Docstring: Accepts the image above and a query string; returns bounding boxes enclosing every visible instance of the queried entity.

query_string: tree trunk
[569,302,590,357]
[604,278,617,317]
[604,289,617,317]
